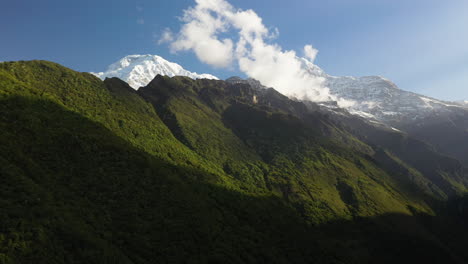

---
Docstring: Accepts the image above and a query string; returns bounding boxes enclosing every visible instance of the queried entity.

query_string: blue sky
[1,0,467,100]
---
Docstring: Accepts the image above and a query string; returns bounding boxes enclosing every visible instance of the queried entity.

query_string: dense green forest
[1,61,467,263]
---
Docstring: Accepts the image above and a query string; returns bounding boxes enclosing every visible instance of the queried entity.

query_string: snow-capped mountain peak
[92,54,218,89]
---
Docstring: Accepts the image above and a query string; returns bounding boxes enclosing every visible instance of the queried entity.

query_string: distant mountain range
[93,54,468,124]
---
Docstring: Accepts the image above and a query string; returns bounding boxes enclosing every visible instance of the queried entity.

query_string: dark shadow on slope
[136,75,197,150]
[402,113,468,166]
[327,112,468,198]
[221,102,320,163]
[1,96,468,264]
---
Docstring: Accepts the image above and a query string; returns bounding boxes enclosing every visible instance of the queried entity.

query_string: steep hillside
[139,75,445,222]
[300,58,468,167]
[1,61,468,263]
[401,111,468,166]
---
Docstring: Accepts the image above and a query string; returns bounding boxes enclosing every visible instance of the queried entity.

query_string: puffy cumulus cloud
[237,41,331,101]
[169,0,352,105]
[169,0,234,67]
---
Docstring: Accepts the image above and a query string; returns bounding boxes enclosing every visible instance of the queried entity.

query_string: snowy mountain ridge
[92,55,218,89]
[300,57,467,124]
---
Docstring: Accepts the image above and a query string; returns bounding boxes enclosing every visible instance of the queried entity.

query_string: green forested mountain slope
[1,60,468,263]
[0,61,226,177]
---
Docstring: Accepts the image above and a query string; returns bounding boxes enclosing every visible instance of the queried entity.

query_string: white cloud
[304,45,318,63]
[268,27,280,39]
[169,0,234,68]
[158,28,175,45]
[137,18,145,25]
[136,6,143,12]
[168,0,352,104]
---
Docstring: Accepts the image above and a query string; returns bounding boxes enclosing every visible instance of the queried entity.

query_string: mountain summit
[92,54,218,89]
